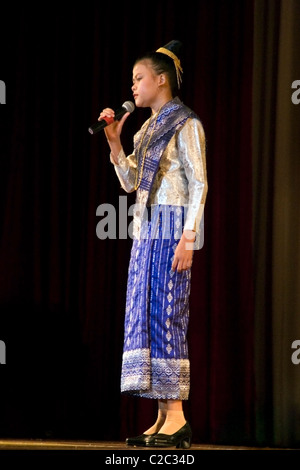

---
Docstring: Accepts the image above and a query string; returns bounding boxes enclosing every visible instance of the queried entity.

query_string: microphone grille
[122,101,135,113]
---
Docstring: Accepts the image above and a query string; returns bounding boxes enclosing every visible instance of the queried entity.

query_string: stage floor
[0,438,293,451]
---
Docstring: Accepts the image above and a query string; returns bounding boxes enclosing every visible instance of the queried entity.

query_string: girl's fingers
[98,108,115,120]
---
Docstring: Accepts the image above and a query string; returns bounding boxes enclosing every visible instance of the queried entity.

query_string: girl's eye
[133,76,142,84]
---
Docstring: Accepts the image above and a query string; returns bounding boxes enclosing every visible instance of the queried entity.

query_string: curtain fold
[253,0,300,447]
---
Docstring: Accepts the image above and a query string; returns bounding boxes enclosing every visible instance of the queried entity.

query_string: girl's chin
[134,98,149,108]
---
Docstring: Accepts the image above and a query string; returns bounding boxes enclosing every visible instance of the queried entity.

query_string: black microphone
[88,101,135,134]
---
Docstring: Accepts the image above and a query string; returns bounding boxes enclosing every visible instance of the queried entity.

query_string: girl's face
[131,60,161,109]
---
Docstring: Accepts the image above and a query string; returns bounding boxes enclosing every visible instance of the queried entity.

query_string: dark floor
[0,438,293,450]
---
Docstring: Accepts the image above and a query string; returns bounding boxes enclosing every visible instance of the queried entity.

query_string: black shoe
[126,433,157,447]
[146,422,192,449]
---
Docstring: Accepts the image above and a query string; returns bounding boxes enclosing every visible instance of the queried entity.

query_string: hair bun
[156,40,183,88]
[160,40,183,60]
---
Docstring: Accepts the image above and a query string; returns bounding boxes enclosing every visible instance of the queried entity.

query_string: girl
[99,40,208,448]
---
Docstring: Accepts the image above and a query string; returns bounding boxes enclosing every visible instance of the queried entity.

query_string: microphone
[88,101,135,134]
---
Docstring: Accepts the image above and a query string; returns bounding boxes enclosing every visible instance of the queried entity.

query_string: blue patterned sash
[134,97,198,199]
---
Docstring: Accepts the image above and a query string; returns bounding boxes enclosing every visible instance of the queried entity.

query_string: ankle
[143,409,167,435]
[156,410,186,435]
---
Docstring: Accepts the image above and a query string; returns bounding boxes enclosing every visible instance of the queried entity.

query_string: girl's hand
[98,107,130,163]
[171,230,195,272]
[98,108,130,143]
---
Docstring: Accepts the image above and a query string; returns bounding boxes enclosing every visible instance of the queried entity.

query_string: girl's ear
[158,73,166,86]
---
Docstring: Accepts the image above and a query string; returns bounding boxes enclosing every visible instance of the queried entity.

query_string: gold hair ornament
[156,47,183,89]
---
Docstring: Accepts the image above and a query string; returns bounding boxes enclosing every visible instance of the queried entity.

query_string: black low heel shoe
[126,433,156,447]
[146,422,192,449]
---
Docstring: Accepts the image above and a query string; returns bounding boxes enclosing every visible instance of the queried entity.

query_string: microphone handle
[88,106,128,135]
[88,117,113,134]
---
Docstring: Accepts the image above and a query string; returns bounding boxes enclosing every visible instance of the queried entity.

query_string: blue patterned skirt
[121,205,191,400]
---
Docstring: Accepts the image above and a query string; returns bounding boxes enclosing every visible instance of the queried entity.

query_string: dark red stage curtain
[0,1,254,444]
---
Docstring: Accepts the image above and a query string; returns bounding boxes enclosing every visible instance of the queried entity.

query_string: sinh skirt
[121,205,192,400]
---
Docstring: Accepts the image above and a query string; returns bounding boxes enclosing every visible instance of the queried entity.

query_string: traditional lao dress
[111,97,207,400]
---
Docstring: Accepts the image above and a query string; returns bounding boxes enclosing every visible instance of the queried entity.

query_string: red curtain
[0,1,254,444]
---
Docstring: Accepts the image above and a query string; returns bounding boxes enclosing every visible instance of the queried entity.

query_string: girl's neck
[151,92,173,115]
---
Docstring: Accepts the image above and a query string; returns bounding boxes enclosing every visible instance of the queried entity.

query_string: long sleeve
[178,119,208,233]
[110,148,137,193]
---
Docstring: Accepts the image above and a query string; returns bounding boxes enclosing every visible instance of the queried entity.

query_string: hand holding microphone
[88,101,135,135]
[89,101,135,164]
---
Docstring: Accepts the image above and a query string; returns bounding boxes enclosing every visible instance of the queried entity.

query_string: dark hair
[134,41,183,97]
